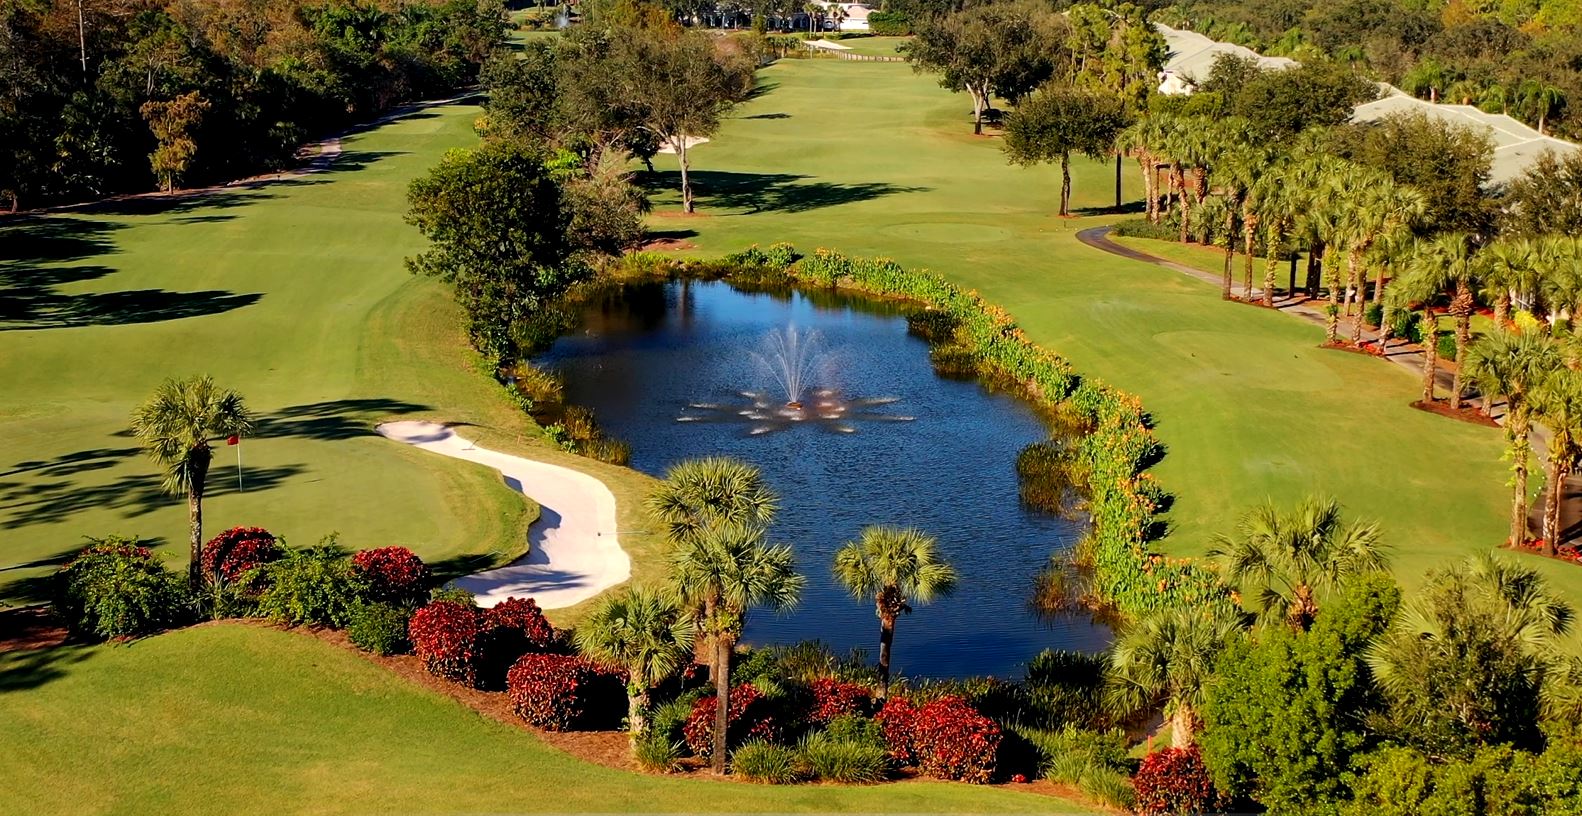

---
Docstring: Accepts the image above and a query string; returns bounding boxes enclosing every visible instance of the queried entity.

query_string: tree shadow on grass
[642,170,928,214]
[0,216,261,330]
[252,398,432,441]
[1071,200,1146,217]
[0,643,98,693]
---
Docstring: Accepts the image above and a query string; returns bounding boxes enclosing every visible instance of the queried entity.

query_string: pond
[537,280,1110,679]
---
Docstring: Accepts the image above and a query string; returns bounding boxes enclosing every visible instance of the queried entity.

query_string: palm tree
[131,375,253,588]
[1104,604,1244,747]
[1464,330,1563,548]
[1537,236,1582,329]
[803,0,821,33]
[1414,233,1484,409]
[1206,125,1262,300]
[1532,370,1582,554]
[1251,162,1299,307]
[832,526,958,699]
[1392,237,1456,404]
[668,522,803,773]
[574,586,695,737]
[1481,237,1539,329]
[1208,496,1389,631]
[646,457,778,546]
[1517,79,1566,135]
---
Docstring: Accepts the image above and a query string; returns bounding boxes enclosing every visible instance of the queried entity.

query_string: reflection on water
[536,280,1110,678]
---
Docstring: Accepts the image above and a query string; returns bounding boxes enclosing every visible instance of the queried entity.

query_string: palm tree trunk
[1306,242,1323,297]
[1263,250,1278,307]
[1175,164,1189,243]
[1242,218,1256,300]
[877,610,896,700]
[1349,251,1366,344]
[1169,703,1195,748]
[1543,444,1564,556]
[1450,283,1474,410]
[629,688,649,737]
[187,453,210,589]
[1511,412,1532,548]
[712,629,733,773]
[1421,308,1439,403]
[1221,220,1234,300]
[1324,249,1341,343]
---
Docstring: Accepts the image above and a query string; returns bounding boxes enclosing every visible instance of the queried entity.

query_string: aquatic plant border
[596,244,1224,618]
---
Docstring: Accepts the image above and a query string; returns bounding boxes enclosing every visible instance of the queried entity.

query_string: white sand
[657,135,711,154]
[806,39,853,51]
[376,421,631,609]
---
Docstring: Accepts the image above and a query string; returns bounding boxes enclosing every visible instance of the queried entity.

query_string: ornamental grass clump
[798,731,891,783]
[731,740,803,784]
[409,599,482,685]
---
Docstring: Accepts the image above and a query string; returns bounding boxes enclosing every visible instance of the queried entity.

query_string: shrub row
[742,246,1226,616]
[409,595,559,689]
[506,654,626,731]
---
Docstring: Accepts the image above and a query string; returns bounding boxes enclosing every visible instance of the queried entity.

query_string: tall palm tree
[1532,370,1582,555]
[131,375,253,588]
[574,586,695,737]
[1537,236,1582,329]
[1104,604,1244,747]
[1464,330,1563,548]
[1208,496,1388,631]
[1414,233,1485,409]
[832,526,958,699]
[1205,125,1262,300]
[1482,237,1539,329]
[1252,162,1299,307]
[647,457,778,545]
[1119,118,1164,223]
[1393,237,1456,403]
[668,522,803,773]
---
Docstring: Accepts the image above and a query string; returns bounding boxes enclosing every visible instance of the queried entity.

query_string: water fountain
[676,327,914,434]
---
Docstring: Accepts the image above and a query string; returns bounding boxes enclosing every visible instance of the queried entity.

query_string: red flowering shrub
[810,678,873,722]
[200,526,280,583]
[475,596,558,689]
[682,684,781,758]
[408,600,481,685]
[506,654,625,731]
[1134,746,1219,816]
[912,695,1000,783]
[351,547,430,606]
[876,697,921,764]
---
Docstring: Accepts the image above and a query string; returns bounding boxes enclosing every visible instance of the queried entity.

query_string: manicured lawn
[0,104,664,619]
[0,624,1093,815]
[829,35,911,56]
[641,58,1573,595]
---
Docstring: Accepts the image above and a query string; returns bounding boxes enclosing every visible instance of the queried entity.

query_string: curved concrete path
[376,421,631,609]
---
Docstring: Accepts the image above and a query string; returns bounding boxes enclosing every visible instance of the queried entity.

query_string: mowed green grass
[0,624,1092,816]
[643,58,1573,594]
[0,104,666,614]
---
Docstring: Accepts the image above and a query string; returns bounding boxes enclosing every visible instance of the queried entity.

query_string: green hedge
[706,246,1224,618]
[867,11,911,36]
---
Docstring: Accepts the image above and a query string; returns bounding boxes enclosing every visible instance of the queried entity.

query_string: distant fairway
[639,58,1559,595]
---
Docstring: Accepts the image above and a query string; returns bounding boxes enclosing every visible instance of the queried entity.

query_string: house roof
[1351,89,1581,185]
[1154,23,1579,185]
[1157,24,1295,84]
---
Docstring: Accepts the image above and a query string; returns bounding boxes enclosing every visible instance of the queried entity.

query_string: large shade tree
[130,375,253,589]
[668,522,803,773]
[905,0,1069,135]
[1208,496,1389,631]
[831,525,958,699]
[1002,83,1129,217]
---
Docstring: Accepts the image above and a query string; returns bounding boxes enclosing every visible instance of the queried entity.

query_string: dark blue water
[538,280,1109,678]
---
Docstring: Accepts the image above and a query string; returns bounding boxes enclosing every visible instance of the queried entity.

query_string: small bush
[724,242,799,270]
[810,678,873,722]
[249,544,363,628]
[799,732,891,783]
[1389,306,1421,343]
[825,714,885,747]
[1134,746,1220,816]
[475,596,557,689]
[1364,302,1384,330]
[634,733,684,773]
[561,405,599,441]
[428,584,476,606]
[913,696,1001,783]
[409,599,482,685]
[347,601,412,655]
[506,653,626,731]
[1080,767,1138,810]
[732,740,803,783]
[1437,333,1458,361]
[929,343,979,378]
[351,547,430,607]
[876,697,921,765]
[683,684,781,758]
[53,537,192,639]
[651,693,705,747]
[906,309,959,343]
[1024,725,1129,782]
[1111,217,1179,241]
[1022,649,1111,729]
[200,526,281,584]
[579,436,631,466]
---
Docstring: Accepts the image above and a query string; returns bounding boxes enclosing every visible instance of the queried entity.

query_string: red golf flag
[226,435,240,446]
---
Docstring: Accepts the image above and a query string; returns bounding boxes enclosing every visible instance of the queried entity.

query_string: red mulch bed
[1411,399,1500,427]
[0,607,68,653]
[1320,340,1386,357]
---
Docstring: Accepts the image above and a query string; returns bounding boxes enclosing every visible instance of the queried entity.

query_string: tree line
[0,0,506,209]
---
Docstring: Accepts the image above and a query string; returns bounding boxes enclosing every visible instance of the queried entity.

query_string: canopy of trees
[0,0,505,209]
